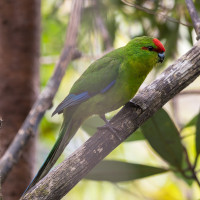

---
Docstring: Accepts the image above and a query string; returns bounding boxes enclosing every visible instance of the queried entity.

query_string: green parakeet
[25,36,165,193]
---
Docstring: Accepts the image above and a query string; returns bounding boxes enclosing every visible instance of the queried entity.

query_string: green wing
[70,53,123,95]
[52,49,124,115]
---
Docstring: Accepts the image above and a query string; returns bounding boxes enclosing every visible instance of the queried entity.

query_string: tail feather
[23,109,82,195]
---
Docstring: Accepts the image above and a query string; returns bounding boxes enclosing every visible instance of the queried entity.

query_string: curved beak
[158,52,165,63]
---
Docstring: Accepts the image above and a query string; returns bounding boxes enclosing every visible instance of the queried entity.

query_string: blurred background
[38,0,200,199]
[1,0,200,199]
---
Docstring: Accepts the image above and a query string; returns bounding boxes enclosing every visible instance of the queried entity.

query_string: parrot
[24,36,165,193]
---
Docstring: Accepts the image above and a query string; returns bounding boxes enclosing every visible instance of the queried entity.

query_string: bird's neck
[127,58,154,78]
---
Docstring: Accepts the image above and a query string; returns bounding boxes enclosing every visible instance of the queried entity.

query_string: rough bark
[21,41,200,200]
[0,1,40,199]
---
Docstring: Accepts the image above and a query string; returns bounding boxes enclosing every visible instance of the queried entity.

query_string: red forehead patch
[153,38,165,52]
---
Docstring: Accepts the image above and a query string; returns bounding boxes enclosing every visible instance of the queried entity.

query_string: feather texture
[52,92,90,116]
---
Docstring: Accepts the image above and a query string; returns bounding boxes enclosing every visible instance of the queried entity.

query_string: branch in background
[0,116,2,129]
[171,97,181,129]
[0,0,84,184]
[179,90,200,95]
[40,49,82,65]
[171,89,200,128]
[121,0,192,27]
[21,41,200,200]
[94,0,112,50]
[185,0,200,40]
[182,145,200,186]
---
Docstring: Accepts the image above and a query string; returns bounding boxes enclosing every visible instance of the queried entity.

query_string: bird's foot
[98,124,119,133]
[98,115,122,141]
[98,124,122,141]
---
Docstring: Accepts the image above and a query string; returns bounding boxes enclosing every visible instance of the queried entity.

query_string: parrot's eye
[148,46,154,51]
[141,46,155,51]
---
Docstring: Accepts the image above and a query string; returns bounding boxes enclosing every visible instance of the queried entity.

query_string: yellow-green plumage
[24,36,165,193]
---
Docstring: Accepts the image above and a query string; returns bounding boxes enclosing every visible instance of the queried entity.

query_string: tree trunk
[0,1,40,199]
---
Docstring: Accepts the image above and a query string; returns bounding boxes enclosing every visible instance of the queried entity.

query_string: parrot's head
[126,36,165,66]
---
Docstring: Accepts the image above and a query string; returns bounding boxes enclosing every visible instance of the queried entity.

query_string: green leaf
[141,108,183,169]
[125,128,145,142]
[195,110,200,156]
[40,116,59,143]
[184,114,198,128]
[175,172,193,186]
[85,160,168,182]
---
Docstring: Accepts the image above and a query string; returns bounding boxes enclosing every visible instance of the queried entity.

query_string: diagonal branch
[21,41,200,200]
[185,0,200,40]
[122,0,192,27]
[94,0,112,50]
[0,0,84,184]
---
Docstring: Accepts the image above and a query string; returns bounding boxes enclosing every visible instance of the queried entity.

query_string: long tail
[23,108,82,195]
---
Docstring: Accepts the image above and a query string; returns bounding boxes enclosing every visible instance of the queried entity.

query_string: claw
[98,115,122,141]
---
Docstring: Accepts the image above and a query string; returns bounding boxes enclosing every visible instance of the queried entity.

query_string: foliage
[86,160,168,182]
[85,109,200,188]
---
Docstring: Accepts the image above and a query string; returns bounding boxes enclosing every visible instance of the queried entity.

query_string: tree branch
[21,41,200,200]
[122,0,192,27]
[94,0,112,50]
[178,90,200,95]
[182,144,200,187]
[185,0,200,40]
[0,0,84,184]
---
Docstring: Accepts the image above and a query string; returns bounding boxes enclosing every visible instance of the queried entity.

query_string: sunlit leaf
[85,160,168,182]
[40,116,59,142]
[125,128,145,142]
[175,171,193,186]
[141,108,183,169]
[184,114,198,128]
[40,64,55,88]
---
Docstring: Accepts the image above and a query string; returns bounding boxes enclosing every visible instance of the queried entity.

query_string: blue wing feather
[100,80,116,93]
[52,80,116,116]
[52,92,90,116]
